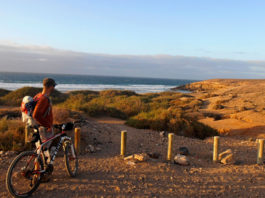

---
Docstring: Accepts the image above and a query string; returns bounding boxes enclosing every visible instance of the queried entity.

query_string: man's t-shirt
[32,93,53,128]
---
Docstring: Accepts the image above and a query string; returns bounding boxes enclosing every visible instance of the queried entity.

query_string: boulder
[174,154,190,166]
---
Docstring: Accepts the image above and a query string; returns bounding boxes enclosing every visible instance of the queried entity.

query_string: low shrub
[0,118,25,151]
[100,90,138,97]
[0,87,42,106]
[0,87,66,106]
[0,88,10,97]
[53,107,71,124]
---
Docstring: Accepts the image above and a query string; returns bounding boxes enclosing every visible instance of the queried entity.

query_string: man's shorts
[39,127,54,149]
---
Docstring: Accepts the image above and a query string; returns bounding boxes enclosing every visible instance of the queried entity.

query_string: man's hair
[43,78,57,88]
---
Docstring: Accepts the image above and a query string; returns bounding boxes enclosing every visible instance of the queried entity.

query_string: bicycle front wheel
[6,151,44,198]
[64,141,78,177]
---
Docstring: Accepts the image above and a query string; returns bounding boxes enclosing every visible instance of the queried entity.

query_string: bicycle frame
[34,129,76,171]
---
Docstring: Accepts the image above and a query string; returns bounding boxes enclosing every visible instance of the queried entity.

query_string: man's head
[43,78,57,88]
[42,78,57,95]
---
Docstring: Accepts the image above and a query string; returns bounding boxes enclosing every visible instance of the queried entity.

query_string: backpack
[21,95,43,126]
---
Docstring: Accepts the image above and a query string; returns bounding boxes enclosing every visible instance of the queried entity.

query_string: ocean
[0,72,196,93]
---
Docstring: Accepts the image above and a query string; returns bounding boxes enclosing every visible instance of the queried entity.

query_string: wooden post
[25,125,29,144]
[213,136,220,162]
[75,128,81,155]
[167,133,174,161]
[120,130,127,156]
[257,139,264,165]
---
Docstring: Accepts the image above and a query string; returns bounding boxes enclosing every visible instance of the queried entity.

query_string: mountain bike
[6,123,78,198]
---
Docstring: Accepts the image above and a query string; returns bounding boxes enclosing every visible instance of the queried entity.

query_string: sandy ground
[182,79,265,138]
[1,116,265,197]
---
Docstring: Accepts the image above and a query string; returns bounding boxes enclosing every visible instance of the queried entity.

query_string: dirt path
[1,117,265,197]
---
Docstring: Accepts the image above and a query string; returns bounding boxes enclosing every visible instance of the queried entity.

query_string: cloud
[0,43,265,80]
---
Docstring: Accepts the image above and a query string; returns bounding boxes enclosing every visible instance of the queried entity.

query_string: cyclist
[32,78,57,181]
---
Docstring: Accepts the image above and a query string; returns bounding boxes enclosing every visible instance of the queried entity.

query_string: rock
[179,147,189,155]
[124,155,134,160]
[124,153,149,162]
[160,131,167,138]
[134,153,149,162]
[174,154,190,166]
[220,153,235,165]
[127,161,136,166]
[218,149,232,161]
[147,152,160,159]
[85,145,95,153]
[0,151,4,155]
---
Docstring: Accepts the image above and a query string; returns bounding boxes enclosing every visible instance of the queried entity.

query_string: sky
[1,0,265,79]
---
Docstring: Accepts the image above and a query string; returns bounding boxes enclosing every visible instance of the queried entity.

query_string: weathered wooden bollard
[75,128,81,155]
[257,139,264,165]
[120,130,127,156]
[167,133,174,161]
[213,136,220,162]
[25,125,29,144]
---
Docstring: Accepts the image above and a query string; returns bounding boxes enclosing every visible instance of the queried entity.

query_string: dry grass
[0,118,25,151]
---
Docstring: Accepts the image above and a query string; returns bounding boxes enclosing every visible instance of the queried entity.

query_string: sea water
[0,72,196,93]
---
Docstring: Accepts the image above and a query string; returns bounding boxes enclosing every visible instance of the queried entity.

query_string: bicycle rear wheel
[64,141,78,177]
[6,151,44,198]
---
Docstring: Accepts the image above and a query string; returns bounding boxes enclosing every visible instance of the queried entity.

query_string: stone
[124,153,149,162]
[127,161,136,166]
[85,145,95,153]
[220,153,235,165]
[174,154,190,166]
[218,149,232,161]
[179,147,189,155]
[124,155,134,160]
[134,153,149,162]
[159,131,167,138]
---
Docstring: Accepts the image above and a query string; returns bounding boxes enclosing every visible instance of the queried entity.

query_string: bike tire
[64,141,78,177]
[6,151,44,198]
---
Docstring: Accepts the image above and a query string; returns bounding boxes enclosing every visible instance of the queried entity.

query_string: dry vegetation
[0,86,219,151]
[4,79,265,152]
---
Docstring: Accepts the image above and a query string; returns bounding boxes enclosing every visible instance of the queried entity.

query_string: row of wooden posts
[25,127,264,164]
